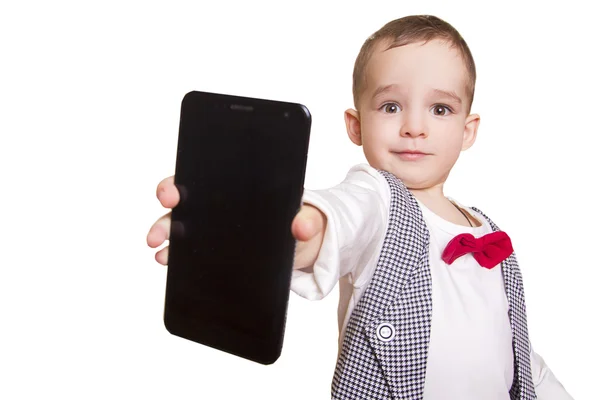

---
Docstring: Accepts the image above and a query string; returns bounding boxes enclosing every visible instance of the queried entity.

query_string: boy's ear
[462,113,480,151]
[344,108,362,146]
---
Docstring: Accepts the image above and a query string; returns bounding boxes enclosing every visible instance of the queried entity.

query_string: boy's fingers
[156,176,180,209]
[291,205,325,242]
[147,212,172,248]
[155,246,169,266]
[156,176,173,198]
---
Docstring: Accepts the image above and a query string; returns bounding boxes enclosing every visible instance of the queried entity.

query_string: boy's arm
[290,165,390,300]
[147,165,389,301]
[530,342,574,399]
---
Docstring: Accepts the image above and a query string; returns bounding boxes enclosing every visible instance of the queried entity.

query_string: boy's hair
[353,15,477,113]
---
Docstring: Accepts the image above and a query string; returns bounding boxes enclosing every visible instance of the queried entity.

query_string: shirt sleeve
[290,164,390,300]
[530,342,573,399]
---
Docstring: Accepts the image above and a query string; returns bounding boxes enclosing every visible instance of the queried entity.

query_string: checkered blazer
[331,171,536,399]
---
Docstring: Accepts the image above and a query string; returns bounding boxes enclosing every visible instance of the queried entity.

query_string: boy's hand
[146,176,180,265]
[146,177,326,270]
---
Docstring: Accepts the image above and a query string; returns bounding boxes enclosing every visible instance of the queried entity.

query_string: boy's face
[346,39,479,190]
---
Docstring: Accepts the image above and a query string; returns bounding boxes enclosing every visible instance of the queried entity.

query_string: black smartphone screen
[164,91,311,364]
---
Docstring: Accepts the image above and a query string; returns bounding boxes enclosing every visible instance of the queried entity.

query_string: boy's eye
[432,105,452,116]
[382,103,400,113]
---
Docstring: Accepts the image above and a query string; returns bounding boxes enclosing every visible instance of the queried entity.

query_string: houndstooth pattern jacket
[331,171,536,399]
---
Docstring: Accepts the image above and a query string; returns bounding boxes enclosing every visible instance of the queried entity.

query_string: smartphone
[164,91,311,364]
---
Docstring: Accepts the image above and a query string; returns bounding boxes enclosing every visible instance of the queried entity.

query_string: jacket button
[376,322,395,342]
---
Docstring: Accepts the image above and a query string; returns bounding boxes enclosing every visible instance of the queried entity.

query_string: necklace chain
[451,201,473,227]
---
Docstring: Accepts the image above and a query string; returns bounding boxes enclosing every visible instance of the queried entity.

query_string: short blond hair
[353,15,477,113]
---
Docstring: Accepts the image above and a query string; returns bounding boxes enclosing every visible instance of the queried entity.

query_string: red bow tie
[441,231,513,269]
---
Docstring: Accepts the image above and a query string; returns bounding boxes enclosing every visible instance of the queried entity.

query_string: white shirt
[291,164,572,400]
[418,195,513,399]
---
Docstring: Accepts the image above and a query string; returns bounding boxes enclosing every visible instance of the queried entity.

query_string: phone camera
[283,111,290,119]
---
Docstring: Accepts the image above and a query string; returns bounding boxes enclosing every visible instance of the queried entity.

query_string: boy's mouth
[392,150,429,161]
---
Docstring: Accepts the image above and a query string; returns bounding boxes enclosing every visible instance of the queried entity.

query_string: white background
[1,0,598,398]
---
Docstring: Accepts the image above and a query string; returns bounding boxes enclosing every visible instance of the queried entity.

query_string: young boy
[147,15,572,399]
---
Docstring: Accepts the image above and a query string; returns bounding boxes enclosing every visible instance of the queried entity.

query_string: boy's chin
[380,166,447,190]
[366,157,449,189]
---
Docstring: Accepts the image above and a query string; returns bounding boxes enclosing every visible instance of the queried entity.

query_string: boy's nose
[400,113,427,138]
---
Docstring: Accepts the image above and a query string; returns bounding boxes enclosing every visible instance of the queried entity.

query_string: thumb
[291,205,325,242]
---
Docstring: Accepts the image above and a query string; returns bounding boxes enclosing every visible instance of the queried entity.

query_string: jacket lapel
[359,171,433,399]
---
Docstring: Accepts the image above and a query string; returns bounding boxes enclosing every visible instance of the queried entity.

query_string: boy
[147,15,572,399]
